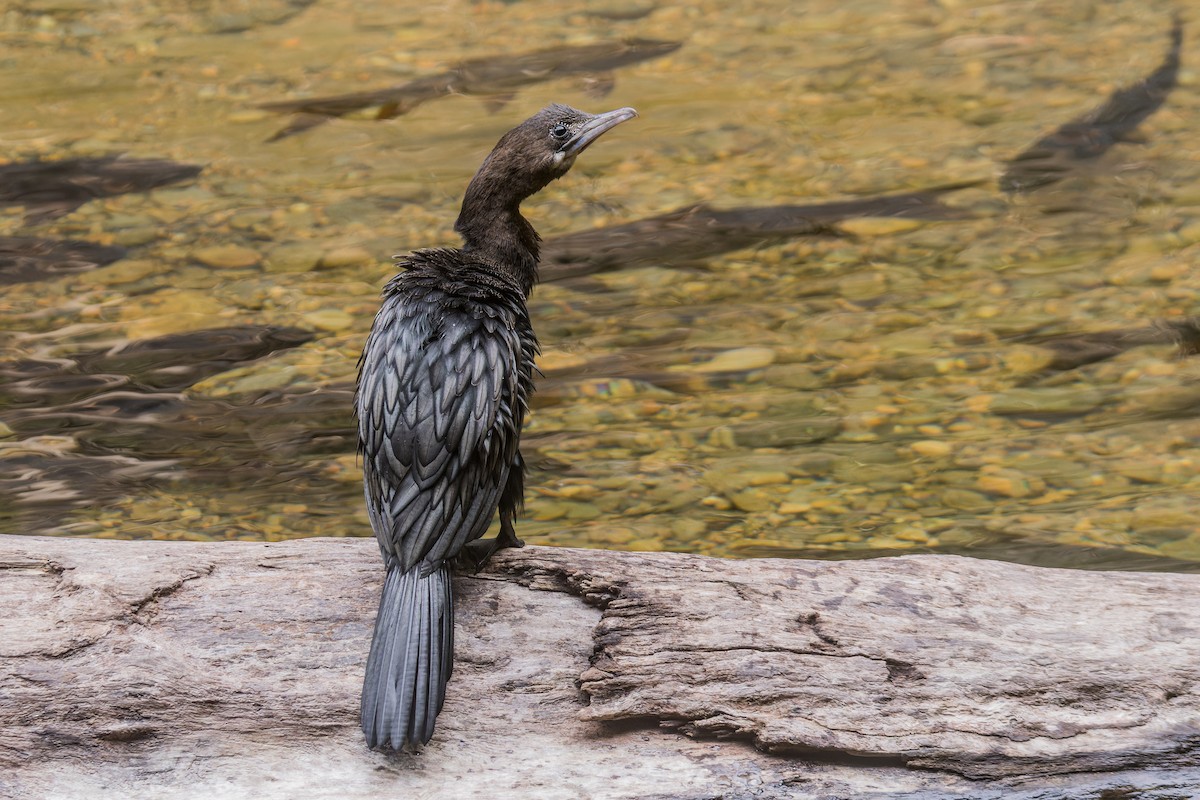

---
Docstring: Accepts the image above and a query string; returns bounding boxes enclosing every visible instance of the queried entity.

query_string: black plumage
[355,103,637,750]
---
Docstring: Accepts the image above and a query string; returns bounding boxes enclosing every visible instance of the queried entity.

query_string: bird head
[469,104,638,204]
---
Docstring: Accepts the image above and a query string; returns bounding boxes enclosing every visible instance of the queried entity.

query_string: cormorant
[355,103,637,751]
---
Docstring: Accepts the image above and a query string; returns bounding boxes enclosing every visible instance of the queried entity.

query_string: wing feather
[355,272,529,573]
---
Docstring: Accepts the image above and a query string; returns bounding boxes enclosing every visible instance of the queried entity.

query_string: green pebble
[191,244,262,269]
[940,488,994,512]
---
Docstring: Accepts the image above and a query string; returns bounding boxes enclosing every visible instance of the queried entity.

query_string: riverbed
[2,0,1197,571]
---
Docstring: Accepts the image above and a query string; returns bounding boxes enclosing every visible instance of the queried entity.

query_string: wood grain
[1,535,1197,799]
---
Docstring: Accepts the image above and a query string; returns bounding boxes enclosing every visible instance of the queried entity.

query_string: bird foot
[456,530,525,573]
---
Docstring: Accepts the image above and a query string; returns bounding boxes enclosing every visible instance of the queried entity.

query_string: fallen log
[1,535,1197,799]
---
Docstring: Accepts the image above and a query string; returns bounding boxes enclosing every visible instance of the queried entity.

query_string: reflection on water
[259,38,682,141]
[1,0,1198,572]
[0,156,202,224]
[1000,15,1181,193]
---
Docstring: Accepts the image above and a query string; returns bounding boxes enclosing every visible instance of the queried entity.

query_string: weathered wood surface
[1,535,1198,800]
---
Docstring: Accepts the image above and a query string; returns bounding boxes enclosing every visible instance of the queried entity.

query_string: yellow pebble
[911,440,952,457]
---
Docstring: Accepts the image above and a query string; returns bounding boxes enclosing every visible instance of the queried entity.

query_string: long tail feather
[361,565,454,749]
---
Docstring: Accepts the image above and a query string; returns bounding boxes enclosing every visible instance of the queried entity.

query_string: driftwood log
[1,535,1198,799]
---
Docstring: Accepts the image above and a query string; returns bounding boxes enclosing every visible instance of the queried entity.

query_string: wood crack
[128,563,215,622]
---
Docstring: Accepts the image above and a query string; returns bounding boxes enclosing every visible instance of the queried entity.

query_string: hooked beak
[562,107,638,157]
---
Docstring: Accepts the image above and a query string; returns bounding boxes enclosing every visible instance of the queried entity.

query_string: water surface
[2,0,1198,572]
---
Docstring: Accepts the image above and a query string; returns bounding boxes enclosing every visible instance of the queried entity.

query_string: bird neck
[455,204,540,296]
[454,166,545,297]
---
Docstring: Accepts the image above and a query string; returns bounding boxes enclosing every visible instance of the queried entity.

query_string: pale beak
[562,107,638,156]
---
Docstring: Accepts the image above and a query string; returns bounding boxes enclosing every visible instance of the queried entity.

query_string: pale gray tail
[361,564,454,750]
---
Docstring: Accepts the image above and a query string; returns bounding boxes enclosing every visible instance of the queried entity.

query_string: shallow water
[2,0,1199,572]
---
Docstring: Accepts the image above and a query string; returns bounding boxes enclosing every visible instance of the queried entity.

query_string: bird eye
[549,123,571,140]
